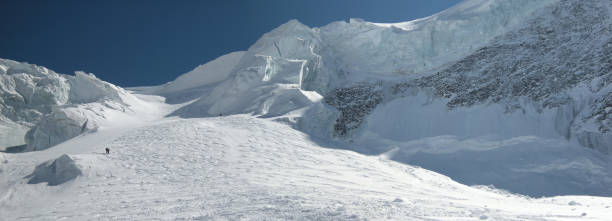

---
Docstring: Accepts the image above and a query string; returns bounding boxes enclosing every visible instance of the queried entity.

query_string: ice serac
[0,59,71,149]
[319,0,557,78]
[170,20,324,117]
[295,0,612,196]
[307,0,612,154]
[166,0,556,120]
[0,58,144,151]
[25,106,99,151]
[26,154,81,186]
[25,71,134,151]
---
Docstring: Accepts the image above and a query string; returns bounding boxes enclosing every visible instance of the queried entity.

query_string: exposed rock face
[324,84,383,137]
[407,0,612,110]
[26,154,82,186]
[395,0,612,154]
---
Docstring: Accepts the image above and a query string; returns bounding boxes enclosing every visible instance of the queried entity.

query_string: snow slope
[3,0,612,218]
[158,51,245,94]
[134,51,246,104]
[1,115,611,220]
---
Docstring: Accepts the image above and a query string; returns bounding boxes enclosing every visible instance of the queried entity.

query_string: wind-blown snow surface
[3,0,612,218]
[2,115,611,220]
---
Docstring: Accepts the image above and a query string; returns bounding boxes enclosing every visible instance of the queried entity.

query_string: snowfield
[2,112,612,220]
[3,0,612,219]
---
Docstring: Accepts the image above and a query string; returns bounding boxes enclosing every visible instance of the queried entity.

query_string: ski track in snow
[1,115,611,220]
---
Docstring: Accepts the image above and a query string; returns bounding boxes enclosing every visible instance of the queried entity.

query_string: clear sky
[0,0,461,87]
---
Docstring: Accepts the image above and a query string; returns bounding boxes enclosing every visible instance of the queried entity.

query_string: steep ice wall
[25,104,101,151]
[293,0,612,196]
[24,72,142,151]
[0,120,28,150]
[319,0,557,78]
[289,0,612,156]
[0,59,71,148]
[167,0,555,119]
[0,58,139,151]
[169,20,324,117]
[391,0,612,154]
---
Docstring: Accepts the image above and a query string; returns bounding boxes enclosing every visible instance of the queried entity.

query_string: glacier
[139,0,612,197]
[141,0,612,158]
[154,0,558,120]
[2,0,612,218]
[0,59,168,151]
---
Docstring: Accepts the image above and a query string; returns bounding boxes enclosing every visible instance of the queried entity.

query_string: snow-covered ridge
[151,0,556,121]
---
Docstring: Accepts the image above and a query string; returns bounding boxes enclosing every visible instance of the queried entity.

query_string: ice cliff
[0,59,135,151]
[148,0,612,157]
[162,0,556,119]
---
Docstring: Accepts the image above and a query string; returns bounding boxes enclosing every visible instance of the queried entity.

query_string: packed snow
[2,113,612,220]
[3,0,612,219]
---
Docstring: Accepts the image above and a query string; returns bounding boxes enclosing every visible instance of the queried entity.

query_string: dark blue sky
[0,0,460,87]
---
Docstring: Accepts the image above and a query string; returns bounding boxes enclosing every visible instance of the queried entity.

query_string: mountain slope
[380,0,612,154]
[148,0,556,119]
[3,0,612,218]
[1,115,611,220]
[120,0,612,197]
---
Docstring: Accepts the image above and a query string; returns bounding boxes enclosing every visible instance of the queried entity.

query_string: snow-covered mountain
[3,0,612,219]
[136,0,612,196]
[153,0,557,119]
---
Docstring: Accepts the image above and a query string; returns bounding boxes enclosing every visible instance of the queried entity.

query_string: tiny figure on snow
[105,147,110,154]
